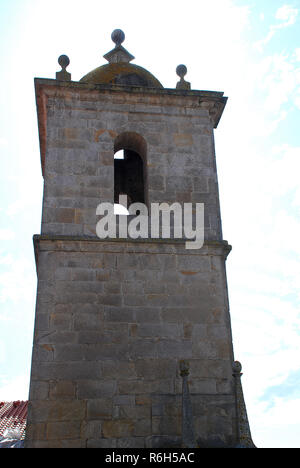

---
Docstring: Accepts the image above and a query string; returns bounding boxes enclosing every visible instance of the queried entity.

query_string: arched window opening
[114,132,147,211]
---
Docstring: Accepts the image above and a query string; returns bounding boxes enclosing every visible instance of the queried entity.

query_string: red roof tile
[0,401,28,440]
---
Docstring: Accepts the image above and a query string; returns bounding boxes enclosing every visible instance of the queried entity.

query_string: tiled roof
[0,401,28,440]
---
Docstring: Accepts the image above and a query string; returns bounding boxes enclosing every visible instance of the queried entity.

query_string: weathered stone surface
[38,82,224,241]
[26,74,240,449]
[46,421,82,440]
[29,400,86,423]
[27,238,236,447]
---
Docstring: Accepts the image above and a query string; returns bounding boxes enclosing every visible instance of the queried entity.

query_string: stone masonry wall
[41,86,222,241]
[26,238,236,448]
[26,83,236,448]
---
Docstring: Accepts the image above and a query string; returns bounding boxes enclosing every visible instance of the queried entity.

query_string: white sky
[0,0,300,448]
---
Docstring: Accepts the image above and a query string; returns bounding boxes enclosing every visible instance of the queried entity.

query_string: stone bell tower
[26,30,255,448]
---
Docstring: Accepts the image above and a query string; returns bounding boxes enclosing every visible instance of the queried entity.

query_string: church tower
[25,30,254,448]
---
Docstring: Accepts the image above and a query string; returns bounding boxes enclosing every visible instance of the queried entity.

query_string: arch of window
[114,132,148,207]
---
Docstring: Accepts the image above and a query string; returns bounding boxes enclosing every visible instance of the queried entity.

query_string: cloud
[249,395,300,448]
[256,53,300,113]
[260,369,300,406]
[255,4,299,51]
[275,5,298,24]
[295,48,300,61]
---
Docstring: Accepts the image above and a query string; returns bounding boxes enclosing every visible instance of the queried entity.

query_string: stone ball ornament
[233,361,243,374]
[58,55,70,70]
[111,29,125,47]
[176,64,188,79]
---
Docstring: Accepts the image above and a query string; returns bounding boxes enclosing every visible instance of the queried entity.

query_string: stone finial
[179,360,196,448]
[176,64,191,90]
[233,361,243,375]
[233,361,256,448]
[104,29,135,64]
[56,55,71,81]
[111,29,125,47]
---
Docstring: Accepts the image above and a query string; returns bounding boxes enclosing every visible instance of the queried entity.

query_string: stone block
[46,421,82,440]
[124,295,147,307]
[187,378,217,394]
[31,361,102,381]
[192,339,221,359]
[102,420,135,439]
[105,307,135,323]
[177,255,211,272]
[116,437,145,448]
[84,420,102,439]
[98,294,122,307]
[128,339,157,360]
[166,176,191,192]
[156,340,193,359]
[35,313,49,331]
[173,133,194,147]
[134,308,161,323]
[152,416,181,436]
[71,268,96,282]
[87,399,113,420]
[113,395,135,406]
[134,419,152,437]
[189,359,232,380]
[53,344,86,362]
[29,381,49,401]
[36,330,77,345]
[25,422,47,441]
[44,207,75,224]
[135,395,151,406]
[87,438,117,448]
[49,381,76,400]
[73,312,103,331]
[84,343,129,361]
[134,359,177,380]
[29,400,86,422]
[77,380,116,399]
[102,360,136,379]
[148,175,165,191]
[118,405,151,420]
[193,176,209,192]
[50,312,72,331]
[32,344,54,362]
[216,379,233,394]
[137,323,181,338]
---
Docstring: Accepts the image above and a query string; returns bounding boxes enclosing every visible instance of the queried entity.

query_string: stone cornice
[33,234,232,273]
[35,77,227,103]
[35,78,227,177]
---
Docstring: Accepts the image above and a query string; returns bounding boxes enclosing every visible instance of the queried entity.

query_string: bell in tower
[26,30,255,449]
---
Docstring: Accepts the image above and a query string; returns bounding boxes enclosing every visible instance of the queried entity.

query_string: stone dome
[80,62,163,88]
[80,29,163,89]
